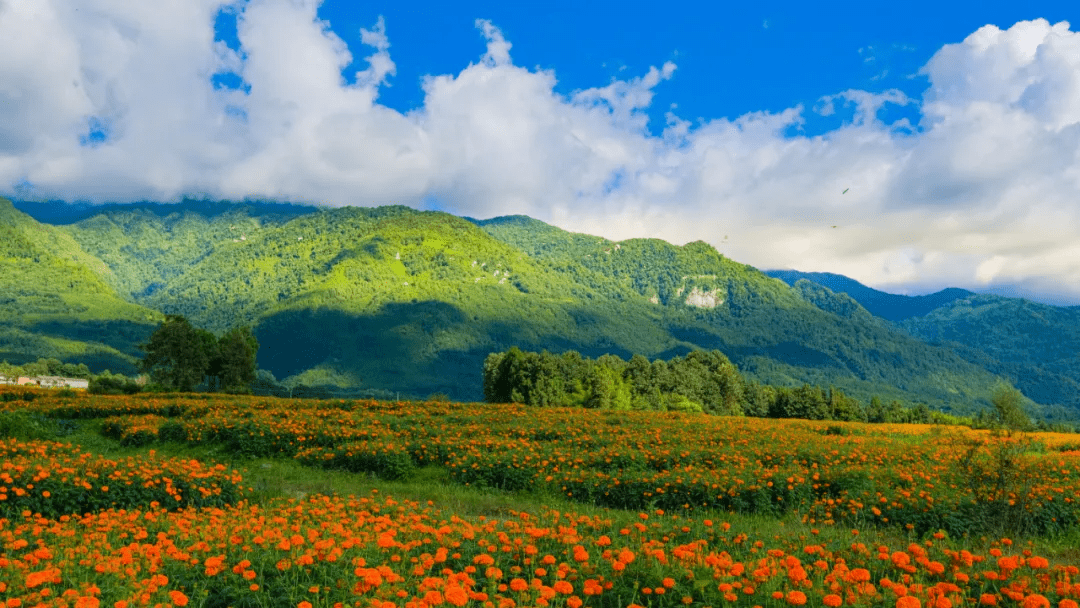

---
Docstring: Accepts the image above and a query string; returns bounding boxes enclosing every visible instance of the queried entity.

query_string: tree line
[136,315,259,393]
[483,347,976,425]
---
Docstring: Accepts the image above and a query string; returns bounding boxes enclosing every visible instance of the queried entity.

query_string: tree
[139,315,212,391]
[990,382,1030,432]
[214,326,259,392]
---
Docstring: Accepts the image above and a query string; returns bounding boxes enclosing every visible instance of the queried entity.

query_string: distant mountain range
[766,270,1080,419]
[2,197,1076,419]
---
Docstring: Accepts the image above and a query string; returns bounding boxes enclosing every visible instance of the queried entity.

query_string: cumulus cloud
[1,3,1080,302]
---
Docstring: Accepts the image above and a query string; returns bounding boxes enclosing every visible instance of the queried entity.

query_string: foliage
[212,326,259,392]
[140,315,214,391]
[0,198,1042,416]
[482,347,982,427]
[88,372,143,395]
[139,315,259,393]
[778,269,1080,419]
[989,382,1032,432]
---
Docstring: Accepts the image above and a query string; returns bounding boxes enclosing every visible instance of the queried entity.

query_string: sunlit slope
[120,206,682,396]
[475,215,1005,409]
[17,201,1010,407]
[0,199,162,371]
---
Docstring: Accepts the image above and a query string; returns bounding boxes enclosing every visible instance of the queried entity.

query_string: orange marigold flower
[824,595,843,607]
[509,578,529,592]
[896,597,921,608]
[567,597,583,608]
[1059,600,1079,608]
[1022,595,1050,608]
[553,581,573,595]
[168,591,188,607]
[786,591,807,606]
[662,578,676,589]
[444,585,468,607]
[979,595,997,606]
[1027,557,1049,570]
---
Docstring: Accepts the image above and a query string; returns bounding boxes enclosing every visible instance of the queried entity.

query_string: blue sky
[2,1,1080,303]
[303,1,1073,135]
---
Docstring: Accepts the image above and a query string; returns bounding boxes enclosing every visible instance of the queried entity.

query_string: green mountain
[766,269,1080,419]
[3,200,1016,411]
[0,199,162,372]
[765,270,974,322]
[900,295,1080,417]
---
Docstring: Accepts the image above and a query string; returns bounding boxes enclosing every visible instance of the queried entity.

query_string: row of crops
[1,389,1079,608]
[29,392,1080,537]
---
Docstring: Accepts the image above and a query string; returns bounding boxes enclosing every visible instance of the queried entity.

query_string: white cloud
[1,5,1080,302]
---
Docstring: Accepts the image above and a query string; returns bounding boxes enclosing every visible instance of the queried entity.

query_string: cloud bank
[2,1,1080,302]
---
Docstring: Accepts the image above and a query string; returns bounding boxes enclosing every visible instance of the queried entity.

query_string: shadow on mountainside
[254,300,637,401]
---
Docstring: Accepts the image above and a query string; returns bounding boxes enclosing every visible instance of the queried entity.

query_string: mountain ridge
[0,198,1050,414]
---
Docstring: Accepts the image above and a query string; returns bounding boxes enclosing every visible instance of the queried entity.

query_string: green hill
[3,200,1017,411]
[765,270,975,321]
[765,269,1080,420]
[0,199,162,372]
[900,294,1080,418]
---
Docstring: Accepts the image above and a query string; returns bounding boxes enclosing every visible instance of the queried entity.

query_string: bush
[0,410,59,440]
[89,376,142,395]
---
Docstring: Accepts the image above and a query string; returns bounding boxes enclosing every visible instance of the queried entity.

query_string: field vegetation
[2,387,1079,608]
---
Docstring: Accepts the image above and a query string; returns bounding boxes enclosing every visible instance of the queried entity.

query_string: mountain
[0,199,1018,411]
[900,295,1080,416]
[766,269,1080,419]
[765,270,974,322]
[0,199,162,372]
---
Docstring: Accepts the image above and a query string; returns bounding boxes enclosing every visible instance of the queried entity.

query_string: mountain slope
[766,268,1080,418]
[0,199,162,371]
[900,294,1080,415]
[4,200,1014,410]
[475,216,1005,410]
[766,270,973,322]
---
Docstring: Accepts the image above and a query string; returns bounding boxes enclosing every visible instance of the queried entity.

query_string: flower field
[13,393,1078,537]
[2,389,1080,608]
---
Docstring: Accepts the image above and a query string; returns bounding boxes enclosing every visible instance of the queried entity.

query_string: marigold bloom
[897,597,921,608]
[786,591,807,606]
[979,597,998,607]
[444,585,468,607]
[1027,557,1049,570]
[823,595,843,607]
[168,591,188,607]
[1022,595,1050,608]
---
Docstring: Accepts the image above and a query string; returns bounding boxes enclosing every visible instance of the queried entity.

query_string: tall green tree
[990,382,1030,432]
[139,315,212,391]
[214,326,259,392]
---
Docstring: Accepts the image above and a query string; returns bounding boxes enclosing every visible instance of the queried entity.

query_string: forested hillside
[0,199,1031,411]
[0,199,161,372]
[766,270,974,321]
[769,269,1080,420]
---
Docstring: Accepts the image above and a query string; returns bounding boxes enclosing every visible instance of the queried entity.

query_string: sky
[2,1,1080,304]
